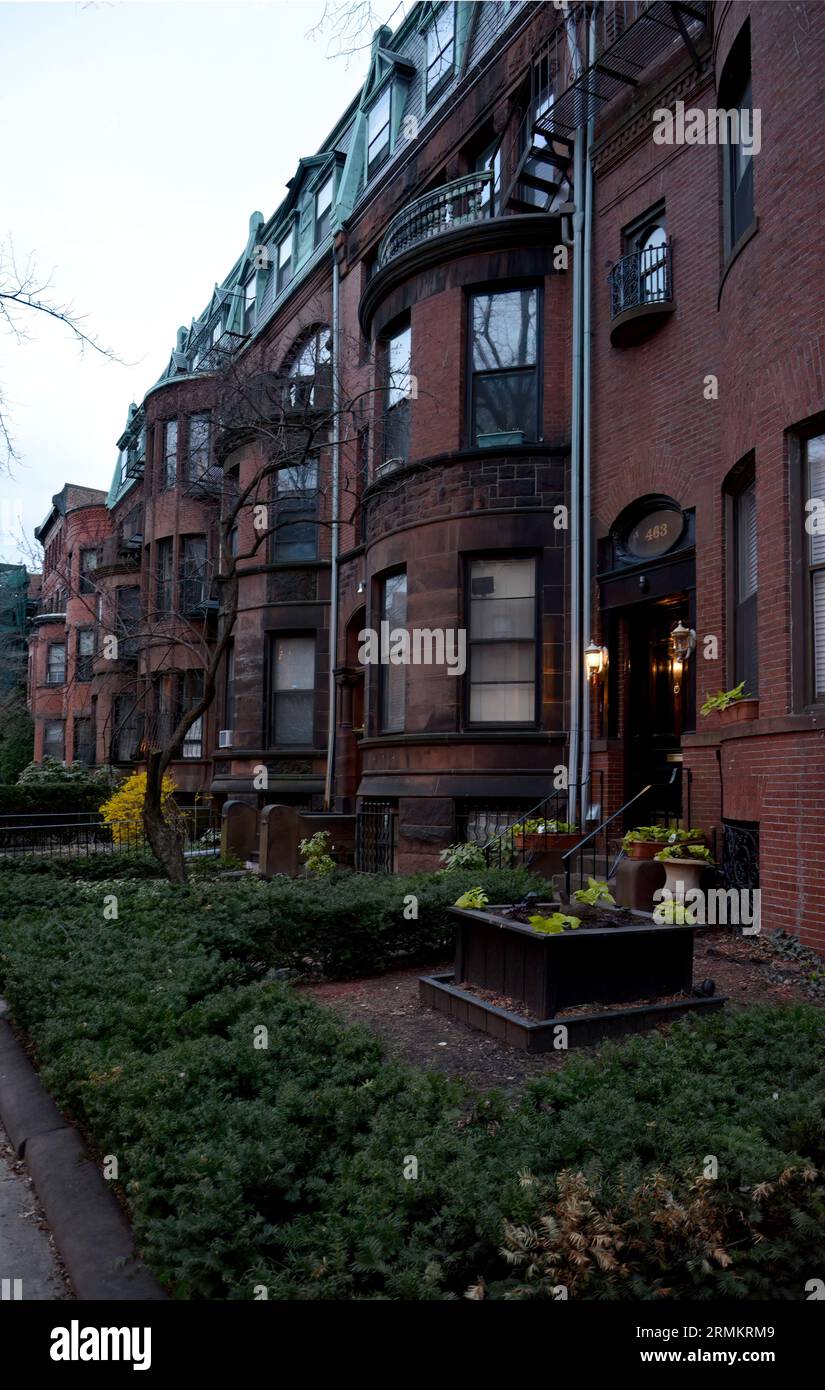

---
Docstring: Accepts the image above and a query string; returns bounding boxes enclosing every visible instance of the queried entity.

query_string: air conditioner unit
[218,729,233,749]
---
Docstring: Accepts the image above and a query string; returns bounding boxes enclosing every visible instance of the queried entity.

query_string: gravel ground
[301,927,824,1092]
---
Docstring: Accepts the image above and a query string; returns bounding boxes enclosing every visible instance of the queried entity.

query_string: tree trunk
[143,750,188,885]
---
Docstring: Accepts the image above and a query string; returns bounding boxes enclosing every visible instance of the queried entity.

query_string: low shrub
[1,868,822,1301]
[0,782,110,816]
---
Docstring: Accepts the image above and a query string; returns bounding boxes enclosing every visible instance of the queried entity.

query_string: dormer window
[425,3,454,98]
[367,86,392,179]
[277,227,294,295]
[315,173,334,246]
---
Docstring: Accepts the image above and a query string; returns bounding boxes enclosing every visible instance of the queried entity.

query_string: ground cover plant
[0,866,823,1301]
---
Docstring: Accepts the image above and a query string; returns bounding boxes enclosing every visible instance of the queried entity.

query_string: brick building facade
[27,2,825,950]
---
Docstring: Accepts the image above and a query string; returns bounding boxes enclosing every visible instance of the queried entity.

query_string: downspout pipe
[566,15,585,825]
[323,248,341,810]
[580,8,597,811]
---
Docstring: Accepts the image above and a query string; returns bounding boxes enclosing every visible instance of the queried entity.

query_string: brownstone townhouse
[28,1,825,952]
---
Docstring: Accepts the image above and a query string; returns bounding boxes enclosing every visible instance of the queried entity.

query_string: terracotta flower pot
[719,698,759,725]
[626,840,668,861]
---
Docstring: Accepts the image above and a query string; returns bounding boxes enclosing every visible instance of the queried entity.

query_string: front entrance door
[624,597,691,825]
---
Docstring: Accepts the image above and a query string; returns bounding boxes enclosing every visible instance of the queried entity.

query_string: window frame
[272,458,319,563]
[43,719,65,761]
[719,22,755,257]
[78,547,100,595]
[76,625,96,683]
[382,321,412,465]
[314,172,335,247]
[724,460,758,697]
[378,569,407,735]
[155,538,174,616]
[46,641,66,686]
[791,428,825,710]
[267,631,317,748]
[187,412,212,483]
[366,83,392,179]
[162,419,178,490]
[424,2,455,102]
[276,226,294,295]
[464,553,540,730]
[243,275,257,333]
[466,284,543,447]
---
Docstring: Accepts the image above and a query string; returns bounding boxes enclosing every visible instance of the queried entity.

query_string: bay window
[468,557,537,724]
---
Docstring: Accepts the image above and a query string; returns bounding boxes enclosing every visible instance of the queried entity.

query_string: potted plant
[700,681,759,725]
[511,818,580,853]
[621,824,671,860]
[654,842,714,895]
[477,427,526,448]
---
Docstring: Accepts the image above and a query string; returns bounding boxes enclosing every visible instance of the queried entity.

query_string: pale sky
[0,0,400,564]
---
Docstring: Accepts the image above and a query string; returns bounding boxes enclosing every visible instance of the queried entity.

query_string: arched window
[283,325,332,408]
[639,224,668,303]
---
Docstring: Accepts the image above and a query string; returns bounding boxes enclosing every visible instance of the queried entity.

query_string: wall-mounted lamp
[669,621,696,662]
[584,640,608,684]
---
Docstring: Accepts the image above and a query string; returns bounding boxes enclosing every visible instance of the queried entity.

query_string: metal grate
[609,239,673,318]
[354,800,397,873]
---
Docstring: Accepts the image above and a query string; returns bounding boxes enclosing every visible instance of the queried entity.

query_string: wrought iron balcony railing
[377,171,494,269]
[609,239,673,320]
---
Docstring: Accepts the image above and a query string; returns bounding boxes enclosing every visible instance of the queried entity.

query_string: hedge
[0,782,108,816]
[0,868,822,1300]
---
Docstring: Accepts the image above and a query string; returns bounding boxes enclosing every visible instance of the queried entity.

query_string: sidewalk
[0,1118,70,1300]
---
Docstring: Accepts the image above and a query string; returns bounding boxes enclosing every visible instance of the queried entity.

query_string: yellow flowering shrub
[99,771,177,847]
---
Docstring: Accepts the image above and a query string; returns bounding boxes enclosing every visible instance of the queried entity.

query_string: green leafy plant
[621,824,670,850]
[700,681,747,716]
[299,830,336,876]
[512,819,578,836]
[454,887,489,910]
[654,898,696,924]
[572,877,616,906]
[439,841,487,871]
[655,843,714,864]
[528,912,580,934]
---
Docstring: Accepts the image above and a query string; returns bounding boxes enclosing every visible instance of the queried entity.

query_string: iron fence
[0,807,220,861]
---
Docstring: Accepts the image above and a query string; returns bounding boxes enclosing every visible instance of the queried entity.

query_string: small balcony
[377,172,495,269]
[608,240,675,347]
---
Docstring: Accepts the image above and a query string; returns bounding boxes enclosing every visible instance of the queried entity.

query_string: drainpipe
[579,9,597,812]
[323,248,341,810]
[566,14,585,825]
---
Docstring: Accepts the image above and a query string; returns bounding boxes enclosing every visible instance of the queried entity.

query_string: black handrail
[561,768,680,898]
[482,777,596,870]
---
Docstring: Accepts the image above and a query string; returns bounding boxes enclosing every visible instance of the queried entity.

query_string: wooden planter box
[418,902,724,1050]
[447,903,694,1018]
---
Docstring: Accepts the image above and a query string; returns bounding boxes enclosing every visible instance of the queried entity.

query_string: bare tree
[0,237,122,469]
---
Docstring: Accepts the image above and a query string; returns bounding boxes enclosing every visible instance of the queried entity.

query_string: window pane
[470,641,534,683]
[278,229,293,269]
[274,636,315,691]
[426,3,455,90]
[381,574,407,732]
[274,692,314,744]
[43,721,65,759]
[808,436,825,565]
[164,421,178,486]
[368,87,391,168]
[735,480,758,599]
[472,290,537,372]
[813,571,825,698]
[473,370,538,439]
[387,326,412,406]
[316,174,334,217]
[470,683,534,723]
